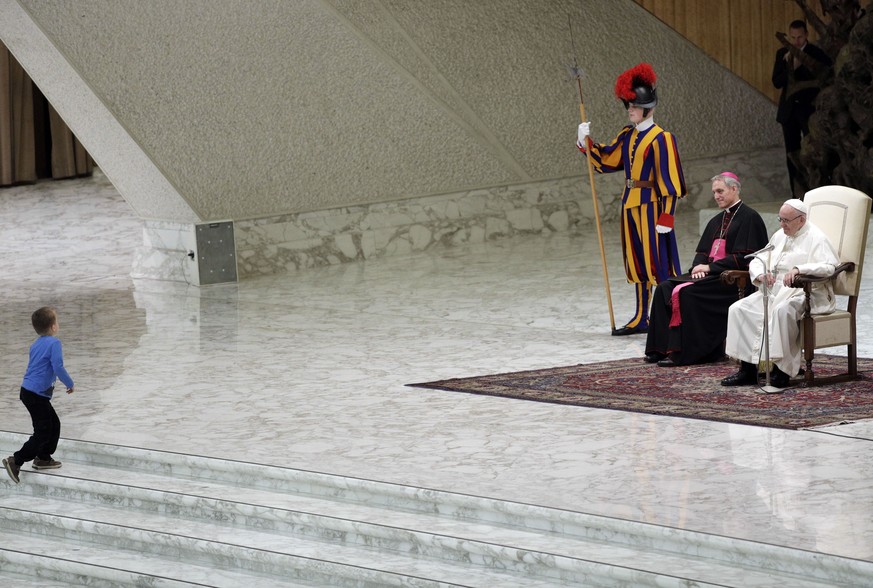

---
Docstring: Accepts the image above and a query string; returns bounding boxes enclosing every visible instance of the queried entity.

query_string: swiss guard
[576,63,687,336]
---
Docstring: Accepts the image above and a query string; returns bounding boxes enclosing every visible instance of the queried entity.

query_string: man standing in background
[772,19,832,198]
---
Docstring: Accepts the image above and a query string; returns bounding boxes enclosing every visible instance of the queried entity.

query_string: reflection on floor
[1,171,872,565]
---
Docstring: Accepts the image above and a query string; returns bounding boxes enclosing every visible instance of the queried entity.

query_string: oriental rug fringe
[408,355,873,430]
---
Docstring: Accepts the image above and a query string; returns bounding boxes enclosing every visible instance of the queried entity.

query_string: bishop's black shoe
[644,352,664,364]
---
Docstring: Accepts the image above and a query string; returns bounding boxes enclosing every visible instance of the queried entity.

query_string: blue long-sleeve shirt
[21,335,74,399]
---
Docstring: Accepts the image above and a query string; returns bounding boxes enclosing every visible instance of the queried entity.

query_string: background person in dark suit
[772,19,832,198]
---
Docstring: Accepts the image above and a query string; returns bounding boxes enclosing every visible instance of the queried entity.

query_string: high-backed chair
[796,186,871,384]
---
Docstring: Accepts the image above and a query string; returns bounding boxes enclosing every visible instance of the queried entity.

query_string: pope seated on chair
[644,172,768,367]
[721,198,840,388]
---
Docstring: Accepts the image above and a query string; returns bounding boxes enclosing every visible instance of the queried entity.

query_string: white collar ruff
[635,118,655,132]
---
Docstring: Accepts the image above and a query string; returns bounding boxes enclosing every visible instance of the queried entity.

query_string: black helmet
[615,63,658,109]
[631,84,657,109]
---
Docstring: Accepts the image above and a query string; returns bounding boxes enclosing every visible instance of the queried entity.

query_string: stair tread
[0,570,86,588]
[0,479,840,588]
[0,506,560,588]
[0,537,314,588]
[1,436,867,588]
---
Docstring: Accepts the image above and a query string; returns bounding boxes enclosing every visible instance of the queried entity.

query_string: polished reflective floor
[1,171,872,563]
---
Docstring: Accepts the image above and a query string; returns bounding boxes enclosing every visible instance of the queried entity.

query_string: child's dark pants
[14,387,60,465]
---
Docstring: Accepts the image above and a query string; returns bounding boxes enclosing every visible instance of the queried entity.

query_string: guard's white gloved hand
[577,122,591,145]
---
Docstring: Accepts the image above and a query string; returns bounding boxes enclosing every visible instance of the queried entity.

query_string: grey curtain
[1,42,93,187]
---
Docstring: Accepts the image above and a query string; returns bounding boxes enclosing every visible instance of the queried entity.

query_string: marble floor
[1,171,872,568]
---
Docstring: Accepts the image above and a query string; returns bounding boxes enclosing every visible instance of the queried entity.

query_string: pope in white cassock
[721,198,839,388]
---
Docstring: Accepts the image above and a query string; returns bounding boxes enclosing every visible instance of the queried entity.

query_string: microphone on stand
[745,243,775,259]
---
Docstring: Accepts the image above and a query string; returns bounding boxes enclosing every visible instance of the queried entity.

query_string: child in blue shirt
[3,307,75,484]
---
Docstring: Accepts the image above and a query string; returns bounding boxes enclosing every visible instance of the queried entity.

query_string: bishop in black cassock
[644,173,768,367]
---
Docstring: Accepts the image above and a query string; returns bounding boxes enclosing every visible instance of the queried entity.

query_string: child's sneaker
[3,456,20,483]
[32,458,62,470]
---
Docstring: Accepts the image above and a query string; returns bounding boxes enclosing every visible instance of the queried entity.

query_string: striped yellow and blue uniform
[583,123,686,329]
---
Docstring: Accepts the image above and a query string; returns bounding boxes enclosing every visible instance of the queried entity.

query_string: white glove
[577,122,591,145]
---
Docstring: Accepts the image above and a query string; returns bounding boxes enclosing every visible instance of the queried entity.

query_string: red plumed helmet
[614,63,658,109]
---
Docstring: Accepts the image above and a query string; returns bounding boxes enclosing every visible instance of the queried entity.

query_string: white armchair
[796,186,871,385]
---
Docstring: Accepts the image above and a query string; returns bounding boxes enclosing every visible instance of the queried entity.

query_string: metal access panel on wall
[196,221,238,285]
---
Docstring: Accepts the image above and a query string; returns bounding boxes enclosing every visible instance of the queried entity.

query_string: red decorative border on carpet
[408,355,873,429]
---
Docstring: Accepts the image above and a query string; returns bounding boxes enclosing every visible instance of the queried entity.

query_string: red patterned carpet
[409,355,873,429]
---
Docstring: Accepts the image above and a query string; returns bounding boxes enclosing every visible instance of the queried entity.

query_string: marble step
[0,537,325,588]
[2,433,872,587]
[1,495,567,588]
[0,558,93,588]
[1,475,721,588]
[4,467,858,588]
